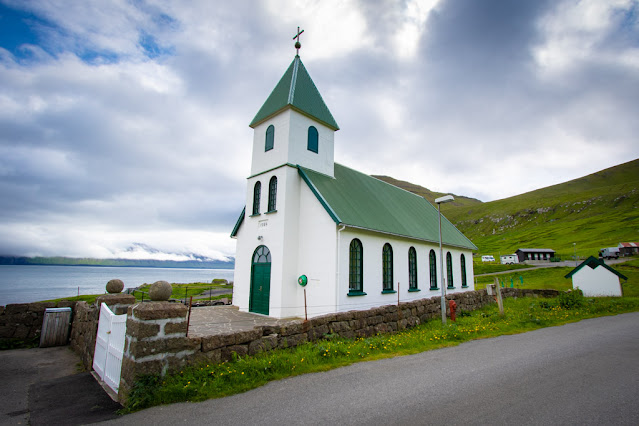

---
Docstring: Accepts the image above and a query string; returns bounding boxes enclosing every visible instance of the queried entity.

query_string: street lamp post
[435,195,454,325]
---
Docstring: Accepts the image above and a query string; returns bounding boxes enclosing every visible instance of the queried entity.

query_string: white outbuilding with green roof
[231,49,477,319]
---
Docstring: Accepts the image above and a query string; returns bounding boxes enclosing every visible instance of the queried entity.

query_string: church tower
[232,32,339,318]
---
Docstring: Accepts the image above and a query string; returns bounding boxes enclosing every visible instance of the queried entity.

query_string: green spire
[249,56,339,130]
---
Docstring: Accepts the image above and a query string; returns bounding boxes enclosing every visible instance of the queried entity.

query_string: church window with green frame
[382,243,394,292]
[349,239,363,293]
[268,176,277,212]
[408,247,418,290]
[265,125,274,151]
[460,254,468,288]
[446,252,454,289]
[252,181,261,215]
[429,249,437,289]
[307,126,318,153]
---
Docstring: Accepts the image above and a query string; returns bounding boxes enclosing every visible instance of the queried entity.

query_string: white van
[481,255,495,262]
[500,254,518,265]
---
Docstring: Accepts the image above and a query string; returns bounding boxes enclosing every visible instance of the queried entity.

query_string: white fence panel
[93,303,127,394]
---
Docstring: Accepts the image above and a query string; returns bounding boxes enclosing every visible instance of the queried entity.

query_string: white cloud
[0,0,638,259]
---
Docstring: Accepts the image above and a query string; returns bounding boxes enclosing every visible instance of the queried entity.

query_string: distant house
[565,256,627,297]
[515,248,556,263]
[618,242,639,257]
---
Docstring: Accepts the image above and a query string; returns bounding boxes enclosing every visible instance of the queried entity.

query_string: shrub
[558,288,584,309]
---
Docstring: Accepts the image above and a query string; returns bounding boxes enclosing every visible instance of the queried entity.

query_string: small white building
[564,256,627,297]
[230,50,477,319]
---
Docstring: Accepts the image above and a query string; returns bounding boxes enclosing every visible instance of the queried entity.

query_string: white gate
[93,303,127,394]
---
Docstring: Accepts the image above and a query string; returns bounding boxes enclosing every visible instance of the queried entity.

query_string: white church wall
[572,267,622,297]
[336,229,475,314]
[250,110,335,178]
[287,110,334,177]
[295,181,338,318]
[250,114,292,177]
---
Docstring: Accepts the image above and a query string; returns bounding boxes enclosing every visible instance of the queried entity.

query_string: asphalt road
[104,312,639,425]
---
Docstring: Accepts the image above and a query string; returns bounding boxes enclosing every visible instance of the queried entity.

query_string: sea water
[0,265,234,306]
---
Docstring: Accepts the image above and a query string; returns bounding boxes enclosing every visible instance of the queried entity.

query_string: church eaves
[249,56,339,130]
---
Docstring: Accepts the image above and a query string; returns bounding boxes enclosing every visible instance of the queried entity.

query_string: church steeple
[249,55,339,131]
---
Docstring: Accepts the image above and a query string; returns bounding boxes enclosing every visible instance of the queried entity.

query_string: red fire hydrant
[449,300,457,322]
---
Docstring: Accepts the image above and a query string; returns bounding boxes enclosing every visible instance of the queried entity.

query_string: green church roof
[249,56,339,130]
[298,164,477,250]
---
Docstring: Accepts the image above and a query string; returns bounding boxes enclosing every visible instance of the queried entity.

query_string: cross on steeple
[293,27,304,56]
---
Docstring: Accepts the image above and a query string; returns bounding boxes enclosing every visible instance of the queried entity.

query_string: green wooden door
[250,245,271,315]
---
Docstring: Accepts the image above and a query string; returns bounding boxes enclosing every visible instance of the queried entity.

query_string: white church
[231,43,477,319]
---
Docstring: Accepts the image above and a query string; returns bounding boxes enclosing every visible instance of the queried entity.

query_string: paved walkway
[187,306,298,337]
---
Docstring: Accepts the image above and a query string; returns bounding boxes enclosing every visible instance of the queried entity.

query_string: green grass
[124,295,639,412]
[40,280,233,304]
[473,261,533,275]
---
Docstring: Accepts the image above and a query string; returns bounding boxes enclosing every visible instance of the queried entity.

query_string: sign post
[298,275,308,321]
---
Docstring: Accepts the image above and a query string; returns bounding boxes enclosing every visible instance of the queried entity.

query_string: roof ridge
[288,56,299,104]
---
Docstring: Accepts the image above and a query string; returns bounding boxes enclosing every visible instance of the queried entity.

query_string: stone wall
[0,301,76,346]
[69,294,136,371]
[116,288,558,404]
[69,301,100,370]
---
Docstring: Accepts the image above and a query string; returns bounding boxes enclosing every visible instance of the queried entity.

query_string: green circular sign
[298,275,308,287]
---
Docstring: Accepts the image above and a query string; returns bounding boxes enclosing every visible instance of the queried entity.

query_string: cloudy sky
[0,0,637,261]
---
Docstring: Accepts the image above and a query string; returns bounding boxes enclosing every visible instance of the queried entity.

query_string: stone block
[125,319,160,340]
[248,339,266,356]
[4,304,28,315]
[367,315,383,326]
[329,321,350,334]
[221,344,249,361]
[0,325,14,338]
[262,334,278,350]
[96,294,135,308]
[280,321,305,337]
[129,302,187,320]
[234,329,262,344]
[27,302,56,313]
[13,324,30,339]
[261,325,281,336]
[307,324,328,341]
[339,330,355,339]
[164,320,187,336]
[165,336,200,353]
[57,301,76,309]
[280,333,307,348]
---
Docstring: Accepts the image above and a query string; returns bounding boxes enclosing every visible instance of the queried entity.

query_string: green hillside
[372,175,482,208]
[379,159,639,260]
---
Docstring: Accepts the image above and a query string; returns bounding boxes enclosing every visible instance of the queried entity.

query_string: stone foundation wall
[0,301,76,346]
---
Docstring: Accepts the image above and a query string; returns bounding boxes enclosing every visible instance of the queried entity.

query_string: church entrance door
[250,245,271,315]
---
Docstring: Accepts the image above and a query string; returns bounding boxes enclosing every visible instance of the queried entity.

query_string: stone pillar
[118,302,199,404]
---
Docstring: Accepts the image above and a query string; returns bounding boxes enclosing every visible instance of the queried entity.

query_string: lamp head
[435,195,455,204]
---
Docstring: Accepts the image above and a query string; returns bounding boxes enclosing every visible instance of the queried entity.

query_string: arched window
[429,250,437,289]
[307,126,318,153]
[349,239,363,293]
[265,125,274,151]
[252,181,261,215]
[446,252,454,289]
[268,176,277,212]
[460,254,468,288]
[382,243,394,292]
[408,247,418,290]
[253,245,271,263]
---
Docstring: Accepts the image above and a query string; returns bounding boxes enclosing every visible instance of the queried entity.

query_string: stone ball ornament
[106,279,124,294]
[149,280,172,301]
